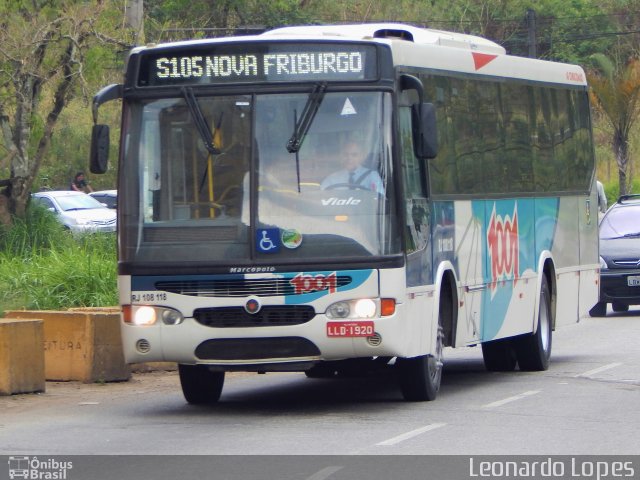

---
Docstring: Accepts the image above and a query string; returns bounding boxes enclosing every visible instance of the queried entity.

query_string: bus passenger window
[399,107,429,252]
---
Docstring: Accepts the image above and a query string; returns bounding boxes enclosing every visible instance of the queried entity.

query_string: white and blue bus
[91,23,599,403]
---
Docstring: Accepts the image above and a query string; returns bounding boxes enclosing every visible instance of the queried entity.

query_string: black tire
[513,280,552,371]
[397,322,444,402]
[589,302,607,317]
[304,364,337,378]
[178,364,225,404]
[482,339,517,371]
[612,303,629,313]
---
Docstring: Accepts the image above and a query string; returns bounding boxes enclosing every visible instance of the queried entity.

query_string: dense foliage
[1,0,639,200]
[1,0,640,309]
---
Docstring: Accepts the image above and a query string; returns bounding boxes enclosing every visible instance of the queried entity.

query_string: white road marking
[482,390,540,408]
[376,423,447,446]
[575,362,622,378]
[304,466,344,480]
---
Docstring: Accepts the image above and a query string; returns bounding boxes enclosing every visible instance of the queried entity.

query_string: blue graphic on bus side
[471,198,559,341]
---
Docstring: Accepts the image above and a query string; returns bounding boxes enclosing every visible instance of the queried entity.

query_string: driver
[320,141,384,194]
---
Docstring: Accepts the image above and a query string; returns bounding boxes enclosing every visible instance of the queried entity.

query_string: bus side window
[400,107,429,253]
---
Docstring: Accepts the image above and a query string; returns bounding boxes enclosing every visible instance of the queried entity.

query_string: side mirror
[412,102,438,159]
[90,84,122,175]
[90,124,110,174]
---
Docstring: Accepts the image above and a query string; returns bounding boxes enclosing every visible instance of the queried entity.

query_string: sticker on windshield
[340,98,357,115]
[281,228,303,249]
[256,228,281,253]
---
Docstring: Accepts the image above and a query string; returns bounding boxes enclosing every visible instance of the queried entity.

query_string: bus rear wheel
[481,339,517,371]
[513,280,552,371]
[178,364,225,404]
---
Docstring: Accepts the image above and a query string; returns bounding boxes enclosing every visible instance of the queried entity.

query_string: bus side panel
[551,196,582,327]
[451,200,482,345]
[578,185,600,318]
[480,199,537,341]
[433,200,481,346]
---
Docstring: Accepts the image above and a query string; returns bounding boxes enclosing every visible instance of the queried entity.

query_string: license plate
[327,321,375,337]
[627,276,640,287]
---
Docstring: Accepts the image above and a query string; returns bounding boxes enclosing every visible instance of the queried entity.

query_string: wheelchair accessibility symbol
[256,228,281,253]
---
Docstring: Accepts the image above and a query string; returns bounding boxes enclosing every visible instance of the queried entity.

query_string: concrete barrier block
[4,310,131,383]
[0,318,45,395]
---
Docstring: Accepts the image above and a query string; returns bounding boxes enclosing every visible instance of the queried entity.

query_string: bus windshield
[119,91,398,266]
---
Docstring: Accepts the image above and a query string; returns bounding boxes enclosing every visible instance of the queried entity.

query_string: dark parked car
[590,194,640,316]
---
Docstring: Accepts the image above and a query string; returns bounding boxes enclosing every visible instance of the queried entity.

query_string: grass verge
[0,205,117,315]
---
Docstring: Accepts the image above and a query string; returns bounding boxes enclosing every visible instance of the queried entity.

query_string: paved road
[1,310,639,457]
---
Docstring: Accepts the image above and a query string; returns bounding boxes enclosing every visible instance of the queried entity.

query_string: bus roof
[263,23,506,55]
[265,24,586,87]
[133,23,587,88]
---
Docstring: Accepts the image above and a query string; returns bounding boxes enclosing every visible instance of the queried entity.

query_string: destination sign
[137,43,378,86]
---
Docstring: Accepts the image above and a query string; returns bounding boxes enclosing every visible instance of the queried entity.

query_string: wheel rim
[540,292,551,353]
[429,324,444,385]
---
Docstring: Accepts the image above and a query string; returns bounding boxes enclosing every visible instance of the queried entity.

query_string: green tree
[588,53,640,195]
[0,1,126,227]
[145,0,316,42]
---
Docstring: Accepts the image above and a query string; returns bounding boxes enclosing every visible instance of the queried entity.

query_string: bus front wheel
[178,364,225,404]
[397,323,444,402]
[589,302,607,317]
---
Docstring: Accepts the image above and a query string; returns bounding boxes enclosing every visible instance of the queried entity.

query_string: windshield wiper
[286,82,327,153]
[181,87,220,155]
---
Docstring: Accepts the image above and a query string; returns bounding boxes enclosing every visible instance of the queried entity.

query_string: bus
[90,23,599,403]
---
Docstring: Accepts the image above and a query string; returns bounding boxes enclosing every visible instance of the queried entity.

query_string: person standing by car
[70,172,94,193]
[597,180,607,217]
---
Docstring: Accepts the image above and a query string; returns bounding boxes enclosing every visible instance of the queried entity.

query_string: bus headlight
[124,305,184,326]
[134,306,157,326]
[161,308,184,325]
[354,299,377,318]
[326,299,394,319]
[327,301,350,318]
